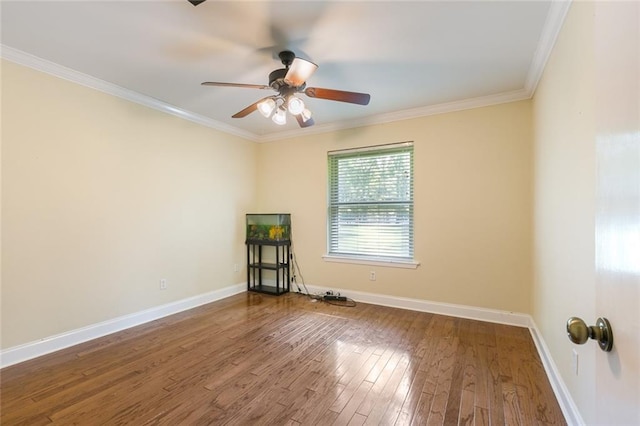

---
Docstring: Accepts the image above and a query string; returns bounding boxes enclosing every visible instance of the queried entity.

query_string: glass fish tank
[246,214,291,242]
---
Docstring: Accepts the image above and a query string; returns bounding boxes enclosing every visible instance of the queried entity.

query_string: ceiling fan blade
[231,96,275,118]
[232,102,259,118]
[188,0,206,5]
[295,114,315,128]
[304,87,370,105]
[284,57,318,87]
[201,82,272,90]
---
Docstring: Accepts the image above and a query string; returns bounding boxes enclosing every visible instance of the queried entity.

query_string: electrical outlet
[160,279,167,290]
[234,263,239,272]
[369,271,376,281]
[571,349,579,375]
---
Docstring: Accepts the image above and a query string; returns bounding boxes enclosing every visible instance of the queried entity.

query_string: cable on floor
[290,232,355,307]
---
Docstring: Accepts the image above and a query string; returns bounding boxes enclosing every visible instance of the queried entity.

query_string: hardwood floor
[1,292,566,425]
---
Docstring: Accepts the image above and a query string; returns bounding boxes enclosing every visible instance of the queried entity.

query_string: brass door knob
[566,317,613,352]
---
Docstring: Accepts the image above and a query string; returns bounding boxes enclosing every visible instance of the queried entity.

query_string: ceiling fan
[201,51,371,128]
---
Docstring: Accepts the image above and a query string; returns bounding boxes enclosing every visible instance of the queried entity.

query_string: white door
[594,2,640,424]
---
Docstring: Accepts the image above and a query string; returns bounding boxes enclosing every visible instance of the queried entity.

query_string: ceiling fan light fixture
[284,58,318,87]
[257,98,276,117]
[287,96,306,115]
[272,108,287,125]
[300,108,312,123]
[201,50,371,129]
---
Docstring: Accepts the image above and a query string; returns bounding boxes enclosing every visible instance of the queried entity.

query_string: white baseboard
[528,319,585,426]
[0,283,246,368]
[299,284,531,327]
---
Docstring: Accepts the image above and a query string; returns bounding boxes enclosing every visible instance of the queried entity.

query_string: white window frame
[324,142,419,269]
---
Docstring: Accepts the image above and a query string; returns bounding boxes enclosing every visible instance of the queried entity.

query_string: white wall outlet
[369,271,376,281]
[571,348,579,375]
[160,279,167,290]
[234,263,239,272]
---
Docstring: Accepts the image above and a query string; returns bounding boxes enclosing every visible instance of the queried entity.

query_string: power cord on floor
[290,232,355,308]
[319,290,357,307]
[322,296,357,307]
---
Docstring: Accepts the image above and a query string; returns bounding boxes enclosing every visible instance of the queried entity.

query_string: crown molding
[2,0,570,145]
[256,88,531,143]
[0,45,259,142]
[525,0,572,95]
[252,0,573,144]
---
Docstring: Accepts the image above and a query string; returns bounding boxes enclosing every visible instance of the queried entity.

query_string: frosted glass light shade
[257,98,276,117]
[272,108,287,125]
[287,96,305,115]
[300,108,312,122]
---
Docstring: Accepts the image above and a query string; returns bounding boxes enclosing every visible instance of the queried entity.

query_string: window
[327,142,414,263]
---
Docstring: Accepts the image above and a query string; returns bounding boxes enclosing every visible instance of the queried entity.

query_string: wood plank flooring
[1,292,566,425]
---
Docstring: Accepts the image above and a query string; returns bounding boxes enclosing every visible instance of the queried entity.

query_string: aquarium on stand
[246,213,291,243]
[246,214,291,295]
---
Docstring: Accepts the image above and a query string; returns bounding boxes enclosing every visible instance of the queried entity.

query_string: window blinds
[328,142,414,260]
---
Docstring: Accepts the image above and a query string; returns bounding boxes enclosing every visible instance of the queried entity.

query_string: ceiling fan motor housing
[269,68,305,92]
[268,68,287,89]
[268,51,306,91]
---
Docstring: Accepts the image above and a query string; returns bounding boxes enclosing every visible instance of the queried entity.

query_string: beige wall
[532,2,640,424]
[1,60,257,349]
[0,59,534,351]
[532,2,597,421]
[256,101,533,313]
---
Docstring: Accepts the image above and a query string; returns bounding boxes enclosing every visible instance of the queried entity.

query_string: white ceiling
[1,1,569,142]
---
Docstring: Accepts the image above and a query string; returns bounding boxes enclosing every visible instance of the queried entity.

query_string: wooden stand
[246,239,290,295]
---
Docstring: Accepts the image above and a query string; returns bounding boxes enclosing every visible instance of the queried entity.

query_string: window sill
[322,254,420,269]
